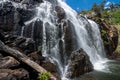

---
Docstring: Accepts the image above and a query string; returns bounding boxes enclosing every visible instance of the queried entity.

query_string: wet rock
[0,68,29,80]
[35,0,43,3]
[4,34,18,45]
[21,0,43,8]
[18,38,35,53]
[10,0,23,3]
[65,20,78,57]
[68,49,93,78]
[109,51,120,60]
[33,19,43,50]
[41,61,61,80]
[0,2,15,32]
[17,8,36,23]
[55,6,66,21]
[0,2,15,16]
[4,35,35,54]
[0,56,20,69]
[27,51,45,64]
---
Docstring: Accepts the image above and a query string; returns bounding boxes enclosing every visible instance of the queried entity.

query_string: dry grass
[115,25,120,31]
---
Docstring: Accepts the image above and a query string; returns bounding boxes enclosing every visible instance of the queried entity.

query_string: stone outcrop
[0,68,29,80]
[0,56,20,69]
[55,6,66,22]
[41,61,61,80]
[67,49,93,78]
[97,19,118,56]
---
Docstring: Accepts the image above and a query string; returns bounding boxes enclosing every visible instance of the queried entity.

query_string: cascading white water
[33,0,108,79]
[88,20,108,70]
[57,0,108,69]
[1,0,109,79]
[35,1,66,76]
[24,0,108,79]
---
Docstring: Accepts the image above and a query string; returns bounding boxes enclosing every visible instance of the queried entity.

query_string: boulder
[33,19,43,50]
[65,20,78,57]
[0,68,29,80]
[27,51,45,65]
[55,6,66,22]
[18,38,35,53]
[67,49,93,78]
[41,61,61,80]
[0,56,20,69]
[4,35,35,54]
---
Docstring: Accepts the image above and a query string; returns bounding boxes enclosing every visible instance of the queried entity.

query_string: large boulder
[55,6,66,22]
[67,49,93,78]
[41,60,61,80]
[64,20,78,57]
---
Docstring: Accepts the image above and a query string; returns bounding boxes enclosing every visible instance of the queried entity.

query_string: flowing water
[1,0,120,80]
[79,60,120,80]
[34,0,109,79]
[57,0,108,71]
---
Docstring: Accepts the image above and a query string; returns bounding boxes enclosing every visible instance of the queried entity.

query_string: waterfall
[57,0,108,68]
[34,0,108,79]
[0,0,108,79]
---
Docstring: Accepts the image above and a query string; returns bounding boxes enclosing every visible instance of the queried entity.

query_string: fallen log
[0,40,57,80]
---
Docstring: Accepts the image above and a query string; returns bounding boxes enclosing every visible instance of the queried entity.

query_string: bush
[38,72,51,80]
[101,29,107,36]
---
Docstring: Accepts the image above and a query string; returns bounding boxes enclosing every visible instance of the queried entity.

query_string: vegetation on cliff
[80,1,120,25]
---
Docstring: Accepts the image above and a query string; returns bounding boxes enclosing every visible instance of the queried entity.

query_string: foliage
[38,72,51,80]
[101,29,107,36]
[79,0,120,25]
[111,8,120,24]
[103,41,109,45]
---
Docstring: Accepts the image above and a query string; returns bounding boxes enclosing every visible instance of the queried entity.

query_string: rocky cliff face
[0,0,93,80]
[96,19,119,56]
[0,0,118,79]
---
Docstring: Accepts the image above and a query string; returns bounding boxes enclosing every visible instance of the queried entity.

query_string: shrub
[101,29,107,36]
[38,72,51,80]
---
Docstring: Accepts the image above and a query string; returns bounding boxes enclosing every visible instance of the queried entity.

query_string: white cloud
[105,1,112,6]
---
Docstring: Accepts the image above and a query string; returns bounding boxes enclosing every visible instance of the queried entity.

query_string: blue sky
[65,0,120,11]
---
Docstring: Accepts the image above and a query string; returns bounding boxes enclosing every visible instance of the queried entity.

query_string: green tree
[92,3,101,18]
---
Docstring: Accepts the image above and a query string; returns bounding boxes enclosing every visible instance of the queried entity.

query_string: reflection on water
[78,60,120,80]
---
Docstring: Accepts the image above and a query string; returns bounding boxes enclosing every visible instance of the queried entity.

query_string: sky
[65,0,120,11]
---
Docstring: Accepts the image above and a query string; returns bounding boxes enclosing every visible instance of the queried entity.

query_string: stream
[79,60,120,80]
